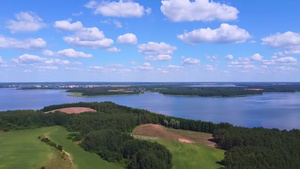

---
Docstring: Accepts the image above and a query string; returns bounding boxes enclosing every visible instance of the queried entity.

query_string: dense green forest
[1,102,300,169]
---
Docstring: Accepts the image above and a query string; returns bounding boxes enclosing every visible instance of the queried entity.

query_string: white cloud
[88,66,104,71]
[54,19,83,31]
[85,0,149,18]
[166,65,184,69]
[250,53,264,61]
[144,55,172,61]
[113,20,122,28]
[72,11,83,16]
[44,59,70,65]
[42,50,55,56]
[64,27,114,49]
[145,7,152,15]
[276,66,297,71]
[0,36,46,50]
[161,0,239,22]
[204,65,215,71]
[106,47,121,53]
[117,33,137,45]
[43,49,93,58]
[12,54,45,64]
[57,48,93,58]
[183,57,200,65]
[262,31,300,55]
[130,61,137,65]
[6,12,46,33]
[65,67,83,71]
[133,62,154,70]
[225,54,234,60]
[35,66,58,70]
[206,55,217,62]
[138,42,177,55]
[276,57,297,63]
[107,64,124,68]
[178,24,251,44]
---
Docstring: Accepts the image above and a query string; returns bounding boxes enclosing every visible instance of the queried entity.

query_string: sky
[0,0,300,82]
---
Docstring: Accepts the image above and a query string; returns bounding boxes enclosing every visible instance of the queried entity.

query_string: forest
[0,102,300,168]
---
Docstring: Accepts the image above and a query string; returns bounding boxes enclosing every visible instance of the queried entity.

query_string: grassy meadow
[0,126,122,169]
[158,140,224,169]
[133,124,225,169]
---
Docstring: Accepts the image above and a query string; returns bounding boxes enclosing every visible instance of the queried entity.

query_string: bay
[0,88,299,130]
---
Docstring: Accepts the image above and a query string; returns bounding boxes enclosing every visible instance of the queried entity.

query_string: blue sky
[0,0,300,82]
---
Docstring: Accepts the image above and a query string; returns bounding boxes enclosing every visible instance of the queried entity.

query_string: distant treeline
[67,87,142,96]
[1,102,300,169]
[157,87,263,97]
[67,83,300,97]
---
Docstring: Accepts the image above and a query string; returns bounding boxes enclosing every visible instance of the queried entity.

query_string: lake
[0,88,299,130]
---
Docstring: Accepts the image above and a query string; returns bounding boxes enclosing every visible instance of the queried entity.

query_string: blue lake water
[0,88,299,130]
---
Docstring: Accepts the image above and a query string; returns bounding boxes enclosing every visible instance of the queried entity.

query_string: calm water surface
[1,88,299,130]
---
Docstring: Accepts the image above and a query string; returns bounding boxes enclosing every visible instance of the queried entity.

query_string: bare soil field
[45,107,96,114]
[132,124,216,147]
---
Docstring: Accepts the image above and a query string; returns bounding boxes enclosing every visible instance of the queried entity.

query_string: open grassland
[0,126,122,169]
[133,124,225,169]
[0,127,62,169]
[47,126,122,169]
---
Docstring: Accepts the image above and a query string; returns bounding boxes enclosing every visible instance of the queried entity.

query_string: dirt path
[133,124,216,147]
[62,150,74,169]
[45,107,96,114]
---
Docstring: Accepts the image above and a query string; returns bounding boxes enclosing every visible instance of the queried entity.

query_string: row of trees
[213,127,300,169]
[157,87,263,97]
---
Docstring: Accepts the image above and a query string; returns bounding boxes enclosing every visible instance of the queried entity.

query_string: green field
[0,126,122,169]
[158,140,224,169]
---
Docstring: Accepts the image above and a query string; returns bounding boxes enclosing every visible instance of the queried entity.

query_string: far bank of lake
[0,88,299,130]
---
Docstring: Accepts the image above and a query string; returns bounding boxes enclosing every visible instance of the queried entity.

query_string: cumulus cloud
[43,48,93,58]
[11,54,45,64]
[0,36,46,50]
[11,54,72,66]
[225,54,234,60]
[85,0,150,18]
[276,57,297,63]
[178,23,251,44]
[206,55,217,62]
[143,55,172,61]
[63,27,114,49]
[44,59,70,65]
[133,62,154,70]
[138,42,177,55]
[106,47,121,53]
[262,31,300,55]
[250,53,264,61]
[57,49,92,58]
[182,57,200,65]
[6,12,46,33]
[117,33,137,45]
[54,19,83,31]
[166,65,184,69]
[161,0,239,22]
